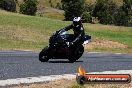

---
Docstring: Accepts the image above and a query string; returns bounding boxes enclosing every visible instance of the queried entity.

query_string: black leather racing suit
[63,24,85,44]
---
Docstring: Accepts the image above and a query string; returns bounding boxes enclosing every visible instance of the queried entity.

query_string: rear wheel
[68,45,84,63]
[39,46,50,62]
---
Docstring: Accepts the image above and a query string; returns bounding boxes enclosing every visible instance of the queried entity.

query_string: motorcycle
[39,29,91,63]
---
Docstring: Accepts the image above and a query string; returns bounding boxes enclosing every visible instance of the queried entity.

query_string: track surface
[0,51,132,80]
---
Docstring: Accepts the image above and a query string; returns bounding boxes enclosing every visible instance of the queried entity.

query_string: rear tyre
[39,46,50,62]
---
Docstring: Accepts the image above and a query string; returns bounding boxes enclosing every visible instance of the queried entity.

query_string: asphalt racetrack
[0,51,132,80]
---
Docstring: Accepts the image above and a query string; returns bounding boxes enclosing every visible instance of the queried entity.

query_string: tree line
[62,0,132,27]
[0,0,38,15]
[0,0,131,27]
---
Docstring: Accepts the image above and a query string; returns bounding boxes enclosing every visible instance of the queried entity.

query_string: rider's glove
[66,42,74,47]
[69,42,74,46]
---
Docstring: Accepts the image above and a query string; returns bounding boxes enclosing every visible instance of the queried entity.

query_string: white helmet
[73,17,82,27]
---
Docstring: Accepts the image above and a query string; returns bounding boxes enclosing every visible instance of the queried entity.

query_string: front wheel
[68,45,84,63]
[39,46,50,62]
[75,45,84,60]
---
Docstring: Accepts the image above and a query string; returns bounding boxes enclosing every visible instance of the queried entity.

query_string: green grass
[84,24,132,53]
[84,24,132,46]
[0,10,69,51]
[42,12,64,20]
[0,10,132,53]
[37,7,64,20]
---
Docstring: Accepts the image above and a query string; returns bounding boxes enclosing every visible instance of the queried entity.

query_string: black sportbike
[39,29,91,63]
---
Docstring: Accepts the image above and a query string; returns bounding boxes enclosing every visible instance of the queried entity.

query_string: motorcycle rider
[63,17,85,46]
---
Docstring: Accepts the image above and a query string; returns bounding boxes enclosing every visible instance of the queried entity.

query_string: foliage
[82,12,92,23]
[122,0,132,26]
[20,0,38,15]
[0,0,16,12]
[113,8,127,26]
[56,2,62,10]
[84,3,95,13]
[61,0,85,20]
[122,0,132,15]
[93,0,118,24]
[92,0,132,26]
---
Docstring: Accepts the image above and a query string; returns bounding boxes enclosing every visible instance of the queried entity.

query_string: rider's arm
[63,24,73,31]
[72,27,85,44]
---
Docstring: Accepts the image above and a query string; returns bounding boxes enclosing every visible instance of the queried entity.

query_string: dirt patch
[12,79,75,88]
[84,39,127,50]
[10,78,132,88]
[83,83,132,88]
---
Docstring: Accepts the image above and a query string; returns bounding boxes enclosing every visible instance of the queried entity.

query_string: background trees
[93,0,118,24]
[92,0,131,26]
[121,0,132,26]
[0,0,38,16]
[20,0,38,16]
[61,0,131,26]
[61,0,85,20]
[0,0,131,26]
[0,0,16,12]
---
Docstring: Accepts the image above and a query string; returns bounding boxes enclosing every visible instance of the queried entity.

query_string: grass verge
[0,10,132,53]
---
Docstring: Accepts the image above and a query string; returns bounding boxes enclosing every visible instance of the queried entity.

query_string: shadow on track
[48,60,83,63]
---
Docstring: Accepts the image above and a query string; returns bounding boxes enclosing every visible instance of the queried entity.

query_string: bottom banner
[76,66,131,84]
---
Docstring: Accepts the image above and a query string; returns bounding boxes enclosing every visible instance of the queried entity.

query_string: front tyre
[68,45,84,63]
[75,45,84,60]
[39,46,50,62]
